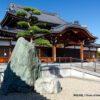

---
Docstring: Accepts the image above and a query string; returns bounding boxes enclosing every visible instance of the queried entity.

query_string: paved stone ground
[0,77,100,100]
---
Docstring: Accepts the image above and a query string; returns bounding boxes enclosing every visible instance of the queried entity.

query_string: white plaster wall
[11,41,16,45]
[0,41,10,46]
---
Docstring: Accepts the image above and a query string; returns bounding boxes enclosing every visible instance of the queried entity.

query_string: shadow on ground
[49,65,63,78]
[0,61,48,100]
[0,91,48,100]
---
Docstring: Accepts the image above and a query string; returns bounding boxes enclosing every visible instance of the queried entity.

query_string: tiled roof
[0,36,13,40]
[85,43,100,47]
[51,23,97,39]
[8,3,67,25]
[0,25,46,38]
[0,3,97,40]
[0,25,23,33]
[51,23,81,33]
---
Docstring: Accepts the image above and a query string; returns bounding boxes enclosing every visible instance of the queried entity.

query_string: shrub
[15,11,28,17]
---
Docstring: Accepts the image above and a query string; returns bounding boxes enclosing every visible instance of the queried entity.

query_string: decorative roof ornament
[10,2,14,11]
[74,21,79,24]
[81,25,88,28]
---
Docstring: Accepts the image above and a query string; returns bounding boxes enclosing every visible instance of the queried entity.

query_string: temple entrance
[56,48,80,59]
[41,48,52,57]
[0,46,9,63]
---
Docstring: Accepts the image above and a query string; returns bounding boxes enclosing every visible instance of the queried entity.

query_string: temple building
[0,3,100,63]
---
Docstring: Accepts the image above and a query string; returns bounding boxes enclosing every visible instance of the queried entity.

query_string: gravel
[42,77,100,100]
[0,77,100,100]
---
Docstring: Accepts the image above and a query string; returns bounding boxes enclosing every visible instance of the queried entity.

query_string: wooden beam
[9,41,12,58]
[80,43,83,60]
[88,47,90,58]
[96,48,98,58]
[64,44,66,57]
[52,45,56,62]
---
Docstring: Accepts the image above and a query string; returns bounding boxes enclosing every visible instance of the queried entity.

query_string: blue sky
[0,0,100,43]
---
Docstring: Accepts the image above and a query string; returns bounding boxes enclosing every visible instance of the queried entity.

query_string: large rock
[34,77,62,94]
[1,37,41,94]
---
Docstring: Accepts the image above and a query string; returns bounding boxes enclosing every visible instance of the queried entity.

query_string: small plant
[15,11,27,17]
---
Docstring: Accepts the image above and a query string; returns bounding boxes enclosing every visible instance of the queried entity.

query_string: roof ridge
[10,3,60,17]
[52,23,72,29]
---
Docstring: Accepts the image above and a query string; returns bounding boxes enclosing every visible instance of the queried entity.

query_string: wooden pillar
[80,43,83,60]
[88,47,90,58]
[74,45,76,58]
[52,45,56,62]
[38,48,41,58]
[9,47,11,58]
[9,41,12,58]
[96,48,98,58]
[64,44,66,57]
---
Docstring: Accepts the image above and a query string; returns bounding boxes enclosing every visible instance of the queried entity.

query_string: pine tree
[15,7,52,47]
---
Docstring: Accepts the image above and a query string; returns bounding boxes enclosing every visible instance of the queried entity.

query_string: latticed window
[84,51,89,58]
[41,48,52,57]
[90,51,96,58]
[36,48,39,57]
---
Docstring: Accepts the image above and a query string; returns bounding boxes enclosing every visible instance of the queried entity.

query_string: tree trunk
[28,22,30,27]
[30,37,33,43]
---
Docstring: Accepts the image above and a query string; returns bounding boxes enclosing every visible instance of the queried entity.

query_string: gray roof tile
[8,3,67,25]
[85,43,100,47]
[51,23,96,39]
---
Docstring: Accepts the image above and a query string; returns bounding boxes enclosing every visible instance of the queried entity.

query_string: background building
[0,3,100,63]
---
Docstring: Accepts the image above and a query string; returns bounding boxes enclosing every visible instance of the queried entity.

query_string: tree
[15,7,52,47]
[98,51,100,58]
